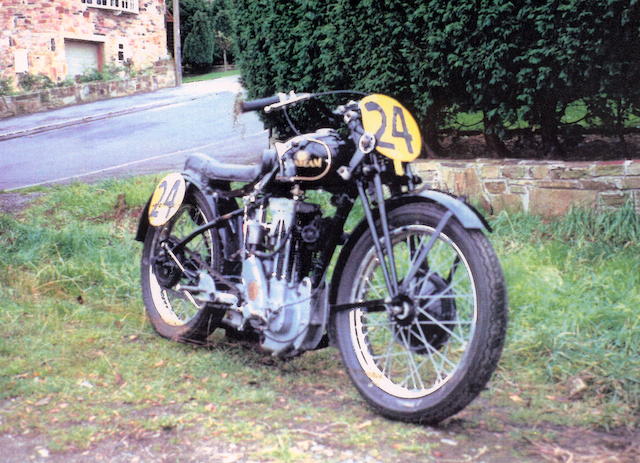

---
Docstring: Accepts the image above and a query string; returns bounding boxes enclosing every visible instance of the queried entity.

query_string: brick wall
[1,0,168,85]
[415,159,640,216]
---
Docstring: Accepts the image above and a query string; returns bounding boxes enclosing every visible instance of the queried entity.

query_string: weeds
[18,73,55,92]
[0,77,13,96]
[550,201,640,247]
[490,204,640,425]
[0,177,638,458]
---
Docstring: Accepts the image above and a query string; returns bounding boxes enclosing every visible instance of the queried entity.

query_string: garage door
[65,40,100,78]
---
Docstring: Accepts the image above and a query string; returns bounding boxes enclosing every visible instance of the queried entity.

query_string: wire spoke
[413,293,474,300]
[397,329,425,390]
[408,325,447,382]
[415,305,468,345]
[381,338,396,378]
[371,349,411,361]
[350,223,478,398]
[417,320,473,326]
[423,339,458,371]
[363,275,384,299]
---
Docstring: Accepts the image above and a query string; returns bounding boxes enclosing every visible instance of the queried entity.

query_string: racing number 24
[149,178,182,220]
[364,101,415,154]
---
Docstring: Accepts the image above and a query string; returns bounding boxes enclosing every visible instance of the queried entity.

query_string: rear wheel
[141,189,223,343]
[332,202,507,423]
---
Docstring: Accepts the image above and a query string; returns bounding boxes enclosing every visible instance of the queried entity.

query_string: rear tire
[141,189,223,343]
[331,202,507,423]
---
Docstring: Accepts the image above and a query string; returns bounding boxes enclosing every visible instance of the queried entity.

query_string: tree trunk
[483,115,510,158]
[421,103,444,158]
[538,97,563,158]
[223,49,228,72]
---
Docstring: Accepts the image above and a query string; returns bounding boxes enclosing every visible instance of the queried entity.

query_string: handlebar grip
[240,95,280,113]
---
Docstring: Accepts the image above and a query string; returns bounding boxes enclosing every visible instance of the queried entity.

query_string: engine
[274,128,350,188]
[224,196,328,357]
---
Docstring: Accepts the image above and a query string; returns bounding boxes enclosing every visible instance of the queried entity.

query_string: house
[0,0,171,86]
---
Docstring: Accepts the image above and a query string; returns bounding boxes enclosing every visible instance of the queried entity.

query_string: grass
[489,204,640,428]
[182,69,240,84]
[0,177,638,459]
[449,100,640,132]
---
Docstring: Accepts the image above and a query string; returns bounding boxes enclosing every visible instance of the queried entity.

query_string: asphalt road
[0,85,268,191]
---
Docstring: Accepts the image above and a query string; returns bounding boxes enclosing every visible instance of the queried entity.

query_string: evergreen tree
[183,10,216,70]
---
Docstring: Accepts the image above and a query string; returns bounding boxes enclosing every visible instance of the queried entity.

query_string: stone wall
[1,0,168,85]
[415,158,640,216]
[0,59,175,119]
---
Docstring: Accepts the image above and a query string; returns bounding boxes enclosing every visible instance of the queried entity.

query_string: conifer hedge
[227,0,640,157]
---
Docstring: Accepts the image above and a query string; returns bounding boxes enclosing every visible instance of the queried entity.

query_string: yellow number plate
[148,173,187,227]
[360,94,423,174]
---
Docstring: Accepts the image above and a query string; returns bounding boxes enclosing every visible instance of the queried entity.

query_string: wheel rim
[348,224,478,399]
[148,204,214,326]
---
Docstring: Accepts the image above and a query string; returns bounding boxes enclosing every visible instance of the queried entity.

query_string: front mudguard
[328,189,489,308]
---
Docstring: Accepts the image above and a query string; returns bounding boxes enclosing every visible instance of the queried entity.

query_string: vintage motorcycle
[135,91,507,424]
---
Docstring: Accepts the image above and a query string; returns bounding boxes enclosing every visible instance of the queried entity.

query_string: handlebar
[240,95,281,113]
[240,91,314,113]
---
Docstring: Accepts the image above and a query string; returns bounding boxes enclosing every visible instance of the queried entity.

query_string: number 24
[150,179,181,219]
[364,102,414,154]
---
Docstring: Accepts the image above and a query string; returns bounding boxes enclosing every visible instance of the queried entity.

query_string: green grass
[490,204,640,427]
[0,177,638,458]
[449,101,640,132]
[182,69,240,84]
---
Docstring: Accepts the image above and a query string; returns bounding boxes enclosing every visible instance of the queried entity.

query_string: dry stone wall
[0,59,175,119]
[415,159,640,217]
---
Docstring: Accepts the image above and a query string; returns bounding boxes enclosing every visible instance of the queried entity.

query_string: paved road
[0,77,269,191]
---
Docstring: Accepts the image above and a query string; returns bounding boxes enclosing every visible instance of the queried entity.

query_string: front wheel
[331,202,507,423]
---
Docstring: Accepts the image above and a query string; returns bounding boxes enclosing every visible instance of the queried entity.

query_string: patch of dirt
[89,193,144,225]
[3,416,637,463]
[1,344,638,463]
[435,133,640,161]
[529,428,640,463]
[0,192,43,215]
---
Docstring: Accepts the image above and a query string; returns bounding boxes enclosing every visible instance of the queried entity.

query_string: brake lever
[264,91,313,113]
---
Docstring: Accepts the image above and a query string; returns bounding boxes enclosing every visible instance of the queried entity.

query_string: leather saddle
[184,149,277,183]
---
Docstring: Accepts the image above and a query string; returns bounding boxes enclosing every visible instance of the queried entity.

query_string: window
[81,0,139,14]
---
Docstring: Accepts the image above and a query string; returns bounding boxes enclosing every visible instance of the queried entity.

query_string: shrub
[0,77,13,96]
[227,0,640,158]
[76,69,104,83]
[183,10,216,70]
[175,0,231,71]
[76,64,127,83]
[18,73,55,92]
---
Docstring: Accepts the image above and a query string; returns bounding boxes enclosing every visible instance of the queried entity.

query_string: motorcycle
[135,91,507,424]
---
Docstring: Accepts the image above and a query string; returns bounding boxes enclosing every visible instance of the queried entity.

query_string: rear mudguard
[134,171,233,243]
[328,189,489,308]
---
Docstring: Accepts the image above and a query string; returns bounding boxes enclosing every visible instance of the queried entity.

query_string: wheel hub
[392,274,457,354]
[153,238,185,288]
[390,296,416,326]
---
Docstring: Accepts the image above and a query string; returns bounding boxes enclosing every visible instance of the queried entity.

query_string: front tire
[141,189,223,343]
[332,202,507,423]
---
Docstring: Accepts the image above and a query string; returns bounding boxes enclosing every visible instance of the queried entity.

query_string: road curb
[0,97,201,142]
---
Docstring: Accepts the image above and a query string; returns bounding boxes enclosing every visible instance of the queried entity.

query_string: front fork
[356,160,453,302]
